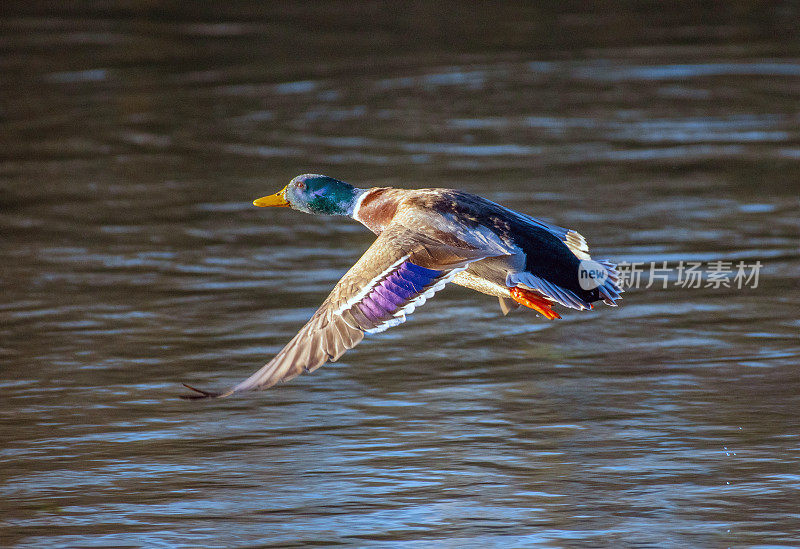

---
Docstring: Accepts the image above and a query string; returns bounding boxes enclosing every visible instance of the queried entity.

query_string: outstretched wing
[183,221,502,399]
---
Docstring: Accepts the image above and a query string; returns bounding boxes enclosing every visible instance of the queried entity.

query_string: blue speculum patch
[356,261,442,323]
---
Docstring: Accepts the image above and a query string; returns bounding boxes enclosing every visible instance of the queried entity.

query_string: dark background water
[2,2,800,547]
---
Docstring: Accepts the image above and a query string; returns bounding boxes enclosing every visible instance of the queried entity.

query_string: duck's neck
[343,187,368,218]
[351,187,402,235]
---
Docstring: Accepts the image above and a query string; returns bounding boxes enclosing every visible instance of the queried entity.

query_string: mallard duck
[183,174,621,399]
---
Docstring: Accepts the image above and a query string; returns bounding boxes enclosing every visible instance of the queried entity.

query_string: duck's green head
[253,174,361,216]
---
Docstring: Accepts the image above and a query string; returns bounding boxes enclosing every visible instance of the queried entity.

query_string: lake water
[2,3,800,547]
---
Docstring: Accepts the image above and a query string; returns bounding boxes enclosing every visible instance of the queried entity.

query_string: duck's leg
[509,287,561,320]
[498,296,520,315]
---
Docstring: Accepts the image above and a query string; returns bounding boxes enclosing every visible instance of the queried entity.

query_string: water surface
[2,3,800,547]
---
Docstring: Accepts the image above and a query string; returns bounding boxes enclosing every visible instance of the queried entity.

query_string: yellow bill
[253,187,290,207]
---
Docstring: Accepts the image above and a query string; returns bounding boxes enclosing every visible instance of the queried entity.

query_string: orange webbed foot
[509,287,562,320]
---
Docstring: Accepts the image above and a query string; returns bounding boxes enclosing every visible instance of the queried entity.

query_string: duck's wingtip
[179,383,231,400]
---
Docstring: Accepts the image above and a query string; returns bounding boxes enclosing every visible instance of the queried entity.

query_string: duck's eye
[296,181,306,190]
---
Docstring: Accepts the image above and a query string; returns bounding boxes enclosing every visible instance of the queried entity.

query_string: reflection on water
[2,3,800,547]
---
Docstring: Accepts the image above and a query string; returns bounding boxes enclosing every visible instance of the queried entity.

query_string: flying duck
[183,174,621,399]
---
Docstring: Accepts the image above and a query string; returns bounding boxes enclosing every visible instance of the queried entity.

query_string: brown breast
[354,187,404,235]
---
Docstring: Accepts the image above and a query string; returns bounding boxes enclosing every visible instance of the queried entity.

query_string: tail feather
[595,259,623,306]
[507,259,623,312]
